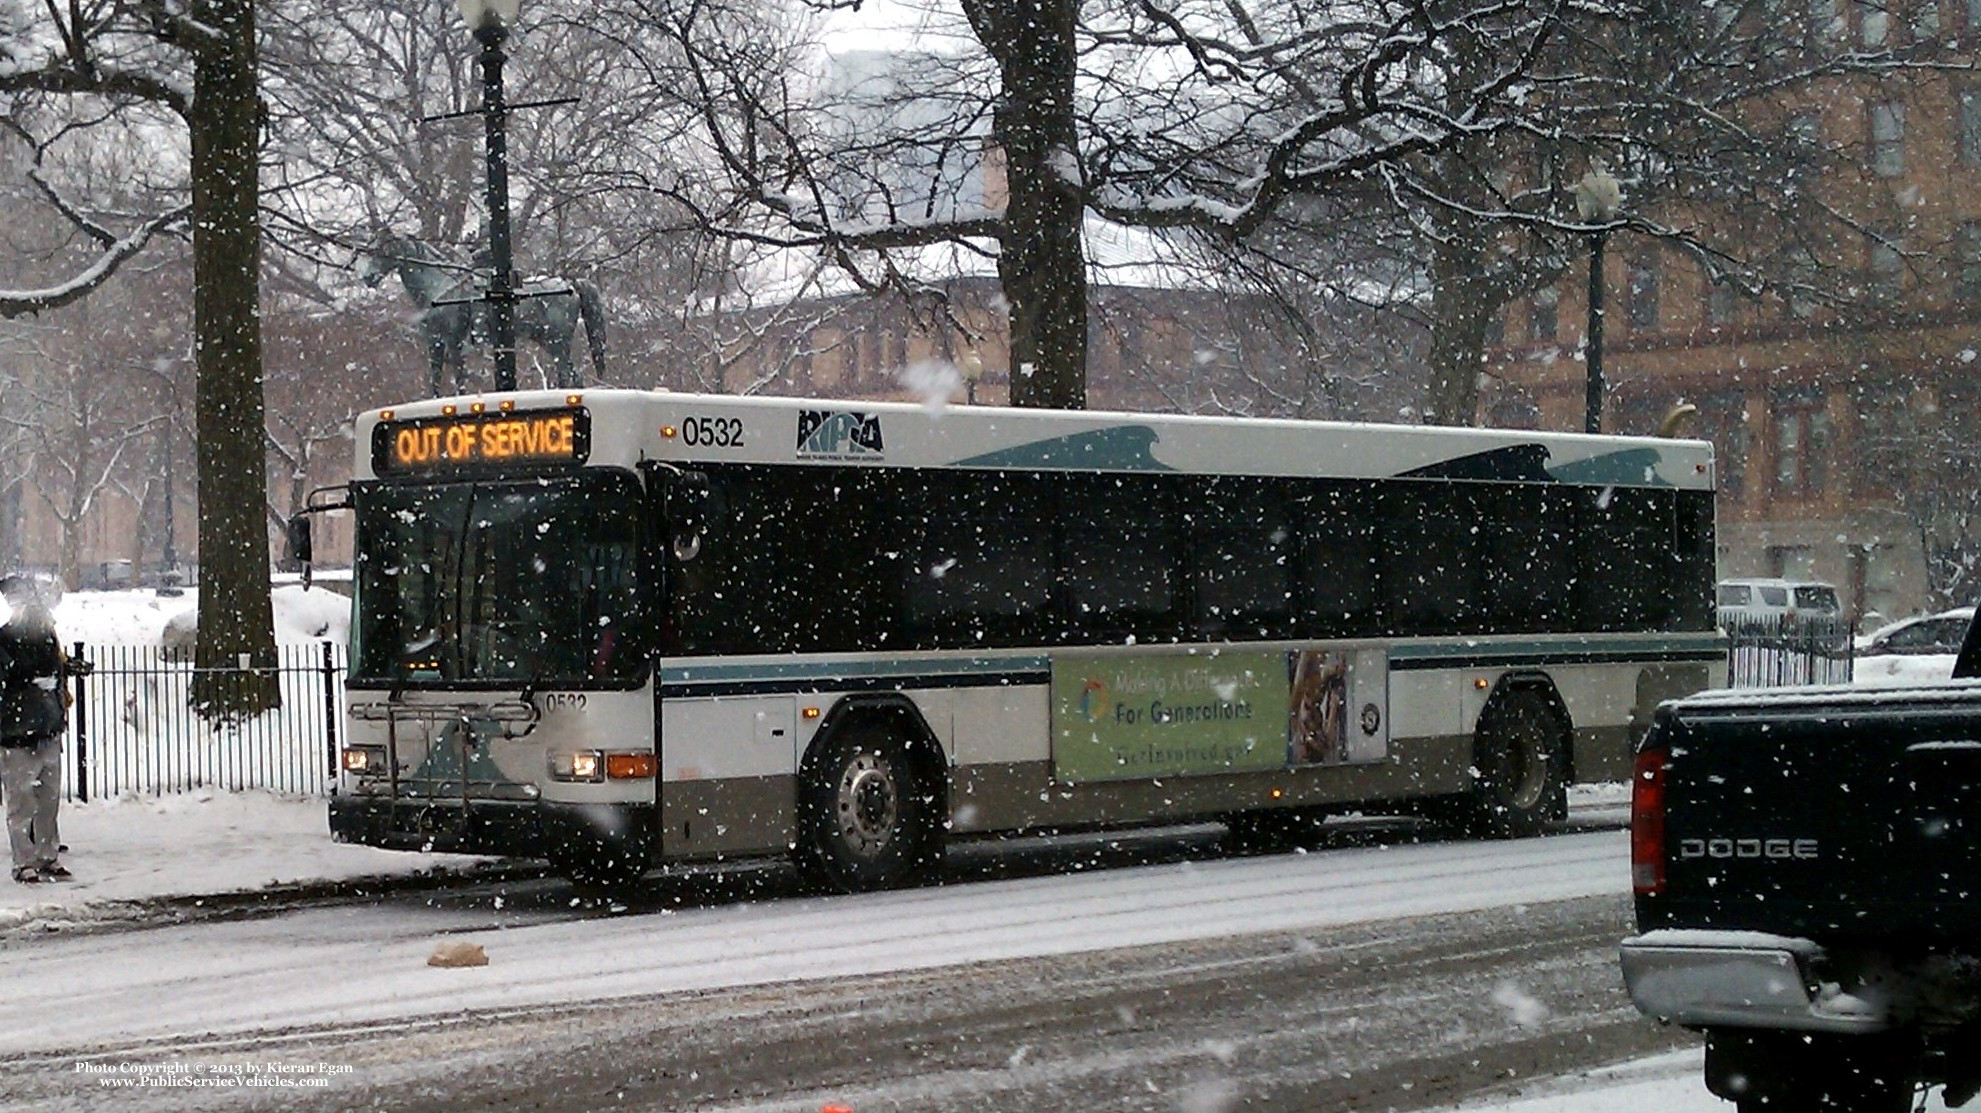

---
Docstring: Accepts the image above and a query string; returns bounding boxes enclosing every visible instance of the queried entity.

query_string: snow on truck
[1622,614,1981,1112]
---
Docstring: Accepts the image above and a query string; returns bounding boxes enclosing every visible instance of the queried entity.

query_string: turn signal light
[606,752,658,780]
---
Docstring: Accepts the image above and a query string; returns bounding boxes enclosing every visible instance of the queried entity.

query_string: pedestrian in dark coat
[0,574,69,883]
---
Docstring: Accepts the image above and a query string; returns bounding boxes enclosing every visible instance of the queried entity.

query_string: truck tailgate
[1643,687,1981,943]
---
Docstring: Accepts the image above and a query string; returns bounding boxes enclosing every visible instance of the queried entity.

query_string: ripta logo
[797,411,884,458]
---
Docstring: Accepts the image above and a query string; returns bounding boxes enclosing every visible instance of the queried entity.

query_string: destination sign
[373,409,591,476]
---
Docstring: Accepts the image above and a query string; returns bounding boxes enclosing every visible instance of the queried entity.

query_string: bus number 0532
[682,416,743,448]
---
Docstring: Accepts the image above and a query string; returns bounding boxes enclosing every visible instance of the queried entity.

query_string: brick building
[1487,20,1981,624]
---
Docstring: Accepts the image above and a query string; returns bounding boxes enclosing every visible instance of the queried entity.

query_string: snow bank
[53,585,350,647]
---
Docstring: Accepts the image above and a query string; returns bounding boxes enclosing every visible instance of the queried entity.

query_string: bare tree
[4,0,277,715]
[628,0,1955,421]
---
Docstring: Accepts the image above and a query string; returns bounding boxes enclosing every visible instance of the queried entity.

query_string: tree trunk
[1422,235,1494,427]
[966,0,1087,410]
[190,0,279,718]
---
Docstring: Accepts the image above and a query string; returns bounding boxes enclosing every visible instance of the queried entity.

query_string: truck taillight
[1631,747,1668,897]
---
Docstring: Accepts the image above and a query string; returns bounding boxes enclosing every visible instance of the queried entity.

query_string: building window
[1868,233,1903,299]
[1774,391,1833,497]
[1854,382,1910,495]
[1785,246,1819,319]
[1959,222,1981,299]
[1961,88,1981,166]
[1530,285,1559,342]
[1627,258,1660,332]
[1858,0,1891,44]
[1705,273,1739,327]
[1768,545,1818,580]
[1862,543,1903,626]
[1914,0,1943,38]
[1697,393,1752,499]
[1869,101,1905,177]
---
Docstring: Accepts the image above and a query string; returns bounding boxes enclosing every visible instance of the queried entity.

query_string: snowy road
[0,821,1690,1111]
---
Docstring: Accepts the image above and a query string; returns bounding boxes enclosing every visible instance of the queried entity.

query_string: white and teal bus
[301,388,1721,890]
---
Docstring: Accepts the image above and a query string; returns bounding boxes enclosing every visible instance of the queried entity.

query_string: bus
[296,388,1721,891]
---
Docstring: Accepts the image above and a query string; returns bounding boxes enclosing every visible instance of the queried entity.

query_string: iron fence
[61,641,346,802]
[1724,615,1855,688]
[37,620,1855,800]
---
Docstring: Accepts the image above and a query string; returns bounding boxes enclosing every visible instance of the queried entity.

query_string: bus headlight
[342,745,387,775]
[550,750,604,783]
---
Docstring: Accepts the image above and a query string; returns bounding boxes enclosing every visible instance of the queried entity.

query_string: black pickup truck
[1621,624,1981,1112]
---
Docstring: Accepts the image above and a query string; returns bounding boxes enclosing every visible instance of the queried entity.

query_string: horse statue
[360,231,606,396]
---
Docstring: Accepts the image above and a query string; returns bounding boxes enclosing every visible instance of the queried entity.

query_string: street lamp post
[458,0,521,393]
[958,346,985,404]
[1573,166,1624,435]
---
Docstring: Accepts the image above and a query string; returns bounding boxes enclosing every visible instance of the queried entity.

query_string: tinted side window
[1383,482,1485,634]
[666,466,900,655]
[1298,481,1382,635]
[1482,485,1577,631]
[1055,474,1179,640]
[1580,487,1678,631]
[902,472,1053,647]
[1187,478,1295,639]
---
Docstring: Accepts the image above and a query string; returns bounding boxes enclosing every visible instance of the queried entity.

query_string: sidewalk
[0,791,524,932]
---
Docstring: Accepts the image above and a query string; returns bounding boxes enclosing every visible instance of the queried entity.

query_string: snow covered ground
[0,791,486,930]
[1434,1049,1956,1112]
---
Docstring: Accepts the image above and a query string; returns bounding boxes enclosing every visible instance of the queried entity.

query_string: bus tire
[1464,687,1568,838]
[798,721,938,893]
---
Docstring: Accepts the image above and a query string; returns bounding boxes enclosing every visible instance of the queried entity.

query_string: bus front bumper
[329,793,546,858]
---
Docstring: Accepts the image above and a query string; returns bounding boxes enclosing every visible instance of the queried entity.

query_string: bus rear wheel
[1463,688,1568,838]
[798,724,938,893]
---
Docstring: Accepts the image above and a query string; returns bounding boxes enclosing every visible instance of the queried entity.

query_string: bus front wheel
[798,723,938,893]
[1463,688,1569,838]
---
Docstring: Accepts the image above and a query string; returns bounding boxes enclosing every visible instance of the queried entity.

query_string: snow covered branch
[0,205,188,318]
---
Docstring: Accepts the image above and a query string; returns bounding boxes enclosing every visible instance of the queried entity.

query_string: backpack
[0,622,64,743]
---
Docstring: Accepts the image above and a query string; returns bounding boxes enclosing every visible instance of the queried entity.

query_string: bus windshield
[352,471,643,686]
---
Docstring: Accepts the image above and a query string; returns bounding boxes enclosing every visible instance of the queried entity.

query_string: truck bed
[1636,680,1981,946]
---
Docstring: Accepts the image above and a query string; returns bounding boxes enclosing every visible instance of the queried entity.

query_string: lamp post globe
[460,0,521,391]
[1573,167,1623,224]
[1572,166,1624,434]
[457,0,520,31]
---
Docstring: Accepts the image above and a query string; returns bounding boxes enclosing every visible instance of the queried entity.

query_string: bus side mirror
[285,514,314,566]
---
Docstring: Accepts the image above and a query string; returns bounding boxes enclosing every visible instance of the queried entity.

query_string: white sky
[817,0,974,53]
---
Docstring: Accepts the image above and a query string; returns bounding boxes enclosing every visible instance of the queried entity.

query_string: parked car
[1855,606,1975,656]
[1715,577,1842,626]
